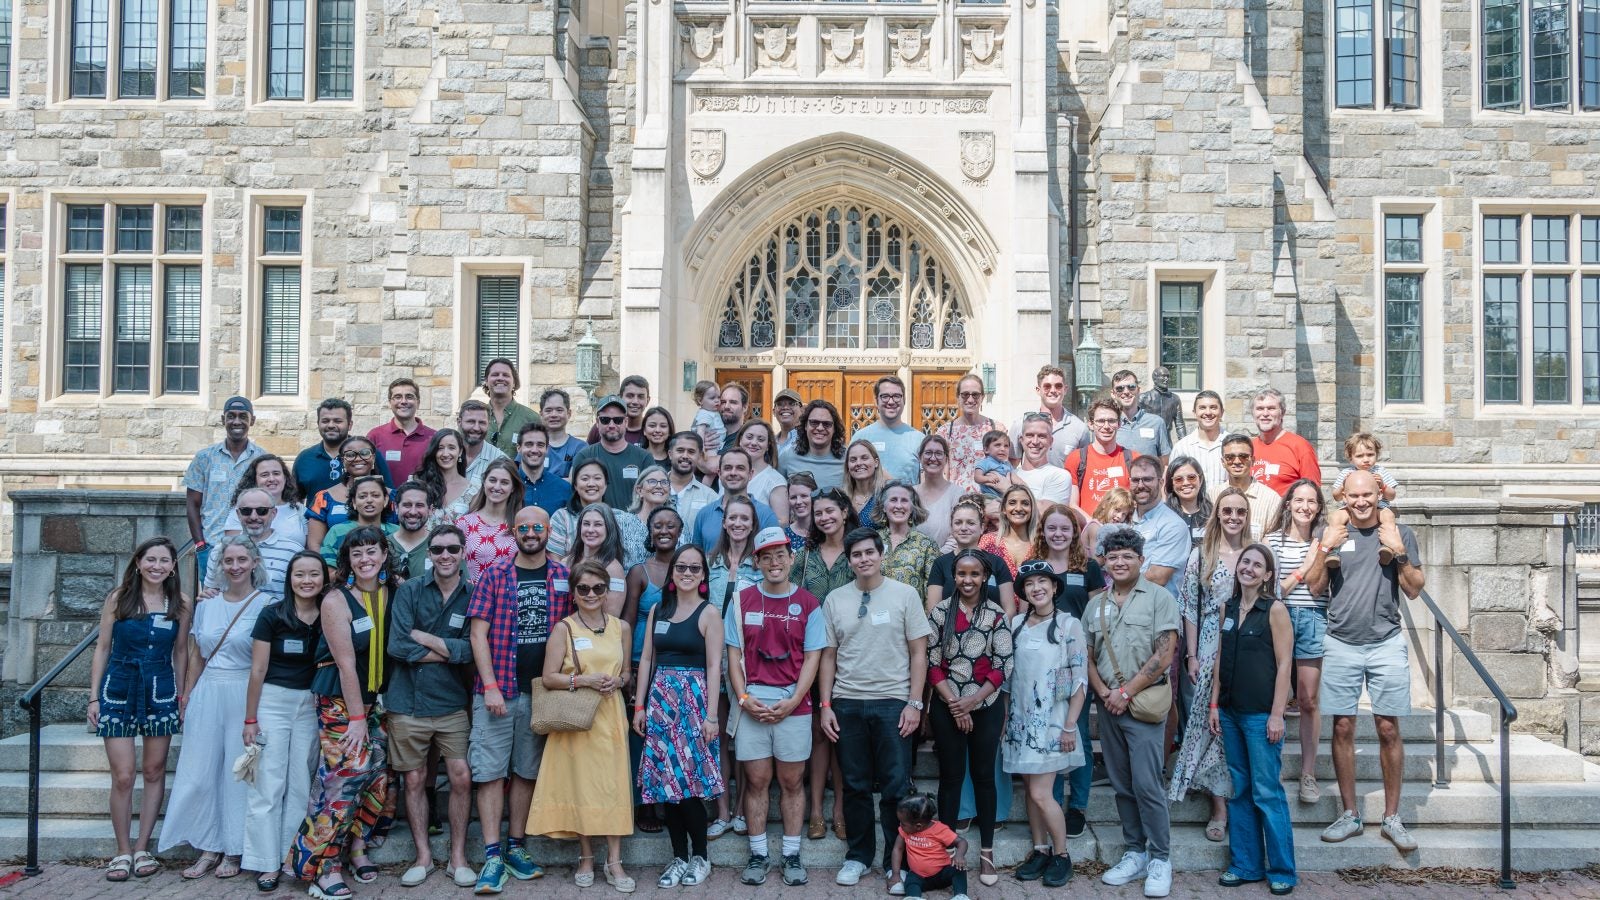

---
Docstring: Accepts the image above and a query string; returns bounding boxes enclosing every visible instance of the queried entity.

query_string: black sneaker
[1015,849,1050,881]
[1065,808,1087,839]
[740,854,771,885]
[1042,853,1073,887]
[780,854,808,886]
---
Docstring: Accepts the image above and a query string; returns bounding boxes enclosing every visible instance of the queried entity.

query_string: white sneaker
[888,869,906,896]
[1142,858,1172,898]
[835,860,869,886]
[683,856,712,886]
[657,858,688,889]
[1381,815,1418,852]
[1101,850,1150,886]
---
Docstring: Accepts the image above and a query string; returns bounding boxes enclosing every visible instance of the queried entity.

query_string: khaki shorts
[387,710,471,771]
[734,711,813,763]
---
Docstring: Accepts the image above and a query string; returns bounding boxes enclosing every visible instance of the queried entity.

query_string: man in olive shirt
[1084,528,1179,899]
[389,482,437,581]
[386,523,476,887]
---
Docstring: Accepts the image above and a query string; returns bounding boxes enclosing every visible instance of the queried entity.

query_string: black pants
[905,865,968,898]
[834,698,913,869]
[661,799,708,861]
[929,700,1004,848]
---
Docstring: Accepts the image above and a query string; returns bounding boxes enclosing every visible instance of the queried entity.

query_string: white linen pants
[241,682,319,872]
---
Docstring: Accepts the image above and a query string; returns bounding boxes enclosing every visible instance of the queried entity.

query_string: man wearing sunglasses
[1110,370,1172,464]
[201,488,299,599]
[819,527,933,889]
[1009,364,1089,467]
[386,523,477,888]
[466,506,571,892]
[1211,434,1282,541]
[571,394,655,509]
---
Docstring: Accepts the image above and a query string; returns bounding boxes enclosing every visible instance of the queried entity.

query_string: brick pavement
[2,863,1597,899]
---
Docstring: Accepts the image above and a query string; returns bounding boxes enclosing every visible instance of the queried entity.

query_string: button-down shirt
[463,442,508,490]
[185,440,265,545]
[292,443,395,498]
[1209,480,1283,542]
[368,419,437,486]
[487,400,541,460]
[385,575,475,717]
[1132,502,1193,576]
[691,495,780,551]
[1170,429,1228,489]
[1117,409,1173,459]
[466,556,572,697]
[671,479,720,544]
[1083,576,1180,689]
[520,464,573,515]
[545,435,586,480]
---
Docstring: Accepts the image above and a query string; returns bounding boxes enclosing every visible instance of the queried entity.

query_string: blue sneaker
[503,845,543,881]
[474,856,508,895]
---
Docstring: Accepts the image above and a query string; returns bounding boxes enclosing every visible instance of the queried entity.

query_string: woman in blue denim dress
[86,536,191,882]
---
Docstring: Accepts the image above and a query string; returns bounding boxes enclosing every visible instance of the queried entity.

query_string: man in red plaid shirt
[467,505,571,893]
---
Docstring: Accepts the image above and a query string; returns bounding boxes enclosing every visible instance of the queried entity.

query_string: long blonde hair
[1202,486,1252,582]
[845,439,886,510]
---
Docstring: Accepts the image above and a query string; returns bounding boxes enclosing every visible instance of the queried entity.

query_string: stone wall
[0,491,192,736]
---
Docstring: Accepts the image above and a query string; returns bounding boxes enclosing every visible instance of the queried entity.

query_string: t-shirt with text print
[1063,444,1139,516]
[515,564,552,690]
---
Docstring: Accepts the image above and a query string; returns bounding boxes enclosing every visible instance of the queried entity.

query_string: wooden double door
[716,368,965,439]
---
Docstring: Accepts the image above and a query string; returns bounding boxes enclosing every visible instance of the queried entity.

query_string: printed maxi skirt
[637,666,725,804]
[284,696,395,879]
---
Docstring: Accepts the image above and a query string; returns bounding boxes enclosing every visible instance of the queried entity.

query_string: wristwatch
[1393,553,1411,566]
[906,699,926,711]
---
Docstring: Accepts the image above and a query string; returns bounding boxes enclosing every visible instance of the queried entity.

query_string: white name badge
[622,466,640,480]
[351,616,374,634]
[655,620,671,635]
[1192,526,1206,540]
[873,442,887,453]
[385,450,402,462]
[1026,638,1044,650]
[1342,539,1356,552]
[745,611,765,627]
[153,617,174,630]
[332,504,348,517]
[1140,428,1155,439]
[283,638,305,654]
[1105,466,1125,478]
[870,610,891,626]
[1065,573,1085,586]
[552,579,569,592]
[572,637,594,651]
[1222,618,1235,632]
[609,577,626,592]
[1264,463,1282,476]
[449,613,466,629]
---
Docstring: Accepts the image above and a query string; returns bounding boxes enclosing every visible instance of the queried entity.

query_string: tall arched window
[716,203,970,353]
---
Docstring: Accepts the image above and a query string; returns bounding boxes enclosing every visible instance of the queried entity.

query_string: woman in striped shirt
[1264,478,1332,805]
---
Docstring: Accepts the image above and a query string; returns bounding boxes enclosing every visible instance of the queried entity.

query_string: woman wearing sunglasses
[306,436,389,554]
[530,560,636,893]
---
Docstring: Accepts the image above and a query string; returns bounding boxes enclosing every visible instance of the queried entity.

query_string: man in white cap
[726,526,828,888]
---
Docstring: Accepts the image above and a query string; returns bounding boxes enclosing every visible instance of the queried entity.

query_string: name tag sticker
[1026,638,1044,650]
[1140,428,1154,439]
[873,442,887,452]
[449,613,465,629]
[745,611,765,627]
[552,579,569,592]
[622,466,640,480]
[1265,463,1281,476]
[1192,526,1206,540]
[609,577,626,592]
[283,638,305,654]
[153,617,174,630]
[351,616,374,634]
[385,450,402,462]
[572,637,594,651]
[870,610,891,626]
[1065,573,1085,586]
[1342,539,1356,552]
[655,620,671,635]
[1222,618,1235,632]
[1106,466,1125,478]
[332,504,348,517]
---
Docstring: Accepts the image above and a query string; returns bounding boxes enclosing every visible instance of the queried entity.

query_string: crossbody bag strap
[200,591,258,668]
[1098,593,1133,690]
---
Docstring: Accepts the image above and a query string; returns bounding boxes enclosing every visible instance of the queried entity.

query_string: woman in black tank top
[1207,544,1297,895]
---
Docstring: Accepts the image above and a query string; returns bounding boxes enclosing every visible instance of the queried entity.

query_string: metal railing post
[24,698,41,877]
[1500,712,1513,890]
[1434,625,1447,788]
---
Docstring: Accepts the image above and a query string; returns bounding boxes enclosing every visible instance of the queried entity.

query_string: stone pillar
[0,490,191,736]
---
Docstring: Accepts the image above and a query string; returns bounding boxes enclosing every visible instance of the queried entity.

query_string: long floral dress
[1168,547,1236,801]
[1002,610,1088,774]
[938,417,1003,492]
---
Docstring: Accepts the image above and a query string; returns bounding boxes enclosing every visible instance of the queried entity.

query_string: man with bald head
[466,505,570,891]
[204,488,299,598]
[1317,470,1424,855]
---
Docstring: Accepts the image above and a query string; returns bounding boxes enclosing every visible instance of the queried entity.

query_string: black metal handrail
[1418,588,1519,890]
[15,538,197,877]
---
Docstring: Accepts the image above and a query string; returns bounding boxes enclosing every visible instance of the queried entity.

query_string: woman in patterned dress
[936,373,1002,492]
[633,545,726,888]
[979,483,1038,578]
[457,459,523,581]
[1169,487,1253,840]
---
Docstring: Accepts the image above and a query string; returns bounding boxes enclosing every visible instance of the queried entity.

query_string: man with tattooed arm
[1084,528,1180,898]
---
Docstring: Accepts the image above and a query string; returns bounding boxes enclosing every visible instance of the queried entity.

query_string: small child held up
[890,793,971,900]
[1326,431,1401,567]
[689,379,726,451]
[972,430,1020,498]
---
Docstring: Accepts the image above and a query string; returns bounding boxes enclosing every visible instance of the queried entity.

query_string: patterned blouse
[938,417,1003,492]
[978,531,1029,579]
[879,528,940,599]
[457,512,516,582]
[791,544,855,603]
[927,597,1015,708]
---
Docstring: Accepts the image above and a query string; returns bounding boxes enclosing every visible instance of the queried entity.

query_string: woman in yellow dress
[529,559,636,892]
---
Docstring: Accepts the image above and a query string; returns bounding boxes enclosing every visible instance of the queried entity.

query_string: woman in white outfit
[159,535,272,878]
[241,551,327,890]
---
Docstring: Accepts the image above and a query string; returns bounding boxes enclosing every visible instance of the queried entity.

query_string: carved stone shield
[959,131,995,181]
[829,26,856,62]
[761,25,790,61]
[969,28,996,63]
[689,129,725,180]
[690,25,716,60]
[896,27,924,62]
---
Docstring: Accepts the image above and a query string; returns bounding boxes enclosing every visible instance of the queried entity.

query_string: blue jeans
[1051,708,1093,811]
[834,698,913,869]
[1219,709,1297,886]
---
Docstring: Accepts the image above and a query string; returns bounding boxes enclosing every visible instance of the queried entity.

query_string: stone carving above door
[754,22,798,73]
[679,20,725,74]
[959,131,995,183]
[821,23,865,74]
[888,23,931,74]
[959,23,1005,75]
[689,129,726,183]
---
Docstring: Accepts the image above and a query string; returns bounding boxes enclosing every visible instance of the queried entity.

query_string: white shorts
[1320,632,1411,717]
[734,711,813,763]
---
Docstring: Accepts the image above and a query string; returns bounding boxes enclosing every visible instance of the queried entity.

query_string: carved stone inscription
[693,93,991,116]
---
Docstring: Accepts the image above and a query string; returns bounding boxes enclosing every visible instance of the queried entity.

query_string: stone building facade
[0,0,1598,540]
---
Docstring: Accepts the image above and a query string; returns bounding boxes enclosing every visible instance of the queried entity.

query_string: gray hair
[1252,387,1285,410]
[213,533,268,589]
[872,479,928,528]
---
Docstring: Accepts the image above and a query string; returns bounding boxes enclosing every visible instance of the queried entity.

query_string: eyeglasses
[957,391,983,400]
[640,478,670,488]
[573,583,609,597]
[515,523,547,535]
[236,506,272,517]
[878,394,904,403]
[342,448,375,459]
[598,415,625,425]
[672,563,705,575]
[1223,453,1253,462]
[1112,384,1139,394]
[857,591,872,619]
[428,544,464,555]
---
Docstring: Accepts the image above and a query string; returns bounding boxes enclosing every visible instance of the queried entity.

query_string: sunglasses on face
[1113,385,1139,394]
[515,523,547,535]
[428,544,463,555]
[573,583,609,596]
[237,506,272,517]
[598,415,625,425]
[673,563,705,575]
[1223,453,1253,462]
[807,420,833,429]
[957,392,983,400]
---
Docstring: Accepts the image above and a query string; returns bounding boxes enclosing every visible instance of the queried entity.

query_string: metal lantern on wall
[575,321,602,398]
[1074,322,1103,412]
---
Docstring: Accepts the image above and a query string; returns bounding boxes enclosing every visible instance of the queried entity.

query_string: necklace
[576,608,606,633]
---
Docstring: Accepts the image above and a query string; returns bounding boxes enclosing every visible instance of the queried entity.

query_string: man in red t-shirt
[1064,399,1141,516]
[726,527,828,886]
[1249,388,1321,496]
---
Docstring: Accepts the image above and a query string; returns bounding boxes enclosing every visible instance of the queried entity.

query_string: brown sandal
[183,852,220,879]
[807,818,826,840]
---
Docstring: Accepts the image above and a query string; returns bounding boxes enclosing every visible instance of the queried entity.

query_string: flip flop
[182,852,220,880]
[215,856,243,879]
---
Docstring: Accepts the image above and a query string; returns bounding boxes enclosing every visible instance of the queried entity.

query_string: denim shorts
[1286,605,1326,660]
[1320,632,1411,717]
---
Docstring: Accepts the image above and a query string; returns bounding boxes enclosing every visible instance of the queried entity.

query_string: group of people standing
[87,360,1425,900]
